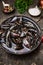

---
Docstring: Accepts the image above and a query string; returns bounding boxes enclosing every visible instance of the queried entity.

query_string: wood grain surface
[0,0,43,65]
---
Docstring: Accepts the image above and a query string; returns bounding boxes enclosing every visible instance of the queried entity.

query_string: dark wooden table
[0,0,43,65]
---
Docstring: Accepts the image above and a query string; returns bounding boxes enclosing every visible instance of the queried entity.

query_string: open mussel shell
[0,16,41,55]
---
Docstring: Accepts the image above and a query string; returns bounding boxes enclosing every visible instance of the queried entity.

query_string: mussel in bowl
[1,16,41,55]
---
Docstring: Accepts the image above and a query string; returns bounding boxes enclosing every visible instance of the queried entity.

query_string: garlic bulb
[2,1,10,7]
[28,6,41,16]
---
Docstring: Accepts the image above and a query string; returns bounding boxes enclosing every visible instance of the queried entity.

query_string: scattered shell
[31,62,36,65]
